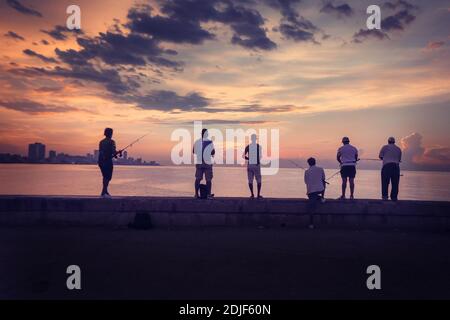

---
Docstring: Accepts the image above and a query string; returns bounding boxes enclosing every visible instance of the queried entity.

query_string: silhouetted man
[304,157,326,229]
[304,157,326,203]
[243,134,262,199]
[193,128,215,199]
[337,136,358,200]
[98,128,120,198]
[379,137,402,201]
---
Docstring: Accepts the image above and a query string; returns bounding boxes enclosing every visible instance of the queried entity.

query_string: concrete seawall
[0,196,449,231]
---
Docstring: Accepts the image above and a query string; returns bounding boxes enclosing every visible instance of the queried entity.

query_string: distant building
[28,143,46,162]
[0,143,159,165]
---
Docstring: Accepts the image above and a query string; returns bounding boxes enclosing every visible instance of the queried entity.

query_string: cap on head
[342,136,350,144]
[104,128,113,138]
[388,137,395,144]
[307,157,316,166]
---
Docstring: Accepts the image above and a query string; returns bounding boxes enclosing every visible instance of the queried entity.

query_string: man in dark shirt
[243,134,262,198]
[98,128,120,198]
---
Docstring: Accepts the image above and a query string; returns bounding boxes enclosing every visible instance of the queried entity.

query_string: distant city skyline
[0,141,160,166]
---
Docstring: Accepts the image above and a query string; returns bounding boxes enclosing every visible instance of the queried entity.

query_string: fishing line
[120,131,152,153]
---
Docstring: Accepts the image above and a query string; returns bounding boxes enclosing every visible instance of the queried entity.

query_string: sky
[0,0,449,170]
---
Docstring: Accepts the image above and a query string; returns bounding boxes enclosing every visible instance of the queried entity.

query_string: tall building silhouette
[28,143,46,162]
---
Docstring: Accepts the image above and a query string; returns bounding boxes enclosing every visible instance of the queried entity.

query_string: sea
[0,164,449,201]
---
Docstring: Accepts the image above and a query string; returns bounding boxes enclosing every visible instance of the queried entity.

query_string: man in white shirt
[243,134,263,199]
[336,137,358,200]
[304,157,326,202]
[193,128,215,199]
[304,157,326,229]
[379,137,402,201]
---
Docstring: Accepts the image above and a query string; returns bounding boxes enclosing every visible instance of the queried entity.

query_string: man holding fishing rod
[379,137,402,201]
[98,128,121,198]
[193,128,215,199]
[300,157,327,229]
[337,136,359,200]
[98,128,150,198]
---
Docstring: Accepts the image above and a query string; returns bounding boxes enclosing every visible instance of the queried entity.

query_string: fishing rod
[288,159,306,171]
[325,169,341,182]
[325,159,370,182]
[116,131,152,156]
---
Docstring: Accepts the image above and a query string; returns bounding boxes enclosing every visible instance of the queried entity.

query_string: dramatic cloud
[266,0,319,43]
[23,49,58,63]
[320,2,354,18]
[0,99,77,114]
[423,147,450,164]
[128,1,276,50]
[401,132,424,163]
[126,90,210,112]
[40,25,83,41]
[21,0,278,103]
[401,133,450,169]
[6,7,185,106]
[10,64,135,95]
[383,0,418,11]
[352,29,390,43]
[122,92,303,113]
[353,1,418,43]
[53,32,183,71]
[6,0,42,17]
[4,31,25,41]
[382,10,416,31]
[127,6,215,45]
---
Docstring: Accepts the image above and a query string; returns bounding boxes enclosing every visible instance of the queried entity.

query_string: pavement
[1,226,449,299]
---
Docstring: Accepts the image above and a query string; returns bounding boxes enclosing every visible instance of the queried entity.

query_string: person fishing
[304,157,326,203]
[98,128,121,198]
[304,157,326,229]
[336,136,359,200]
[243,134,263,199]
[193,128,215,199]
[379,137,402,201]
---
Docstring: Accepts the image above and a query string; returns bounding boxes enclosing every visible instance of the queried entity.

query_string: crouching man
[304,157,326,228]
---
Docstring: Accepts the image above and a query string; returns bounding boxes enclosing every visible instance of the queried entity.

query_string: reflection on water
[0,164,449,201]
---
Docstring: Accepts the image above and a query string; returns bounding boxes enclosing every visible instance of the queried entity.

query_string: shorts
[195,164,213,181]
[247,164,262,183]
[99,163,113,181]
[340,165,356,179]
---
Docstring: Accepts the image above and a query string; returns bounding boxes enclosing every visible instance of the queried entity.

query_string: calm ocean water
[0,164,449,201]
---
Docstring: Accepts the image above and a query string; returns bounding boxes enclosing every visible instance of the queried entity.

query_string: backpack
[199,184,208,199]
